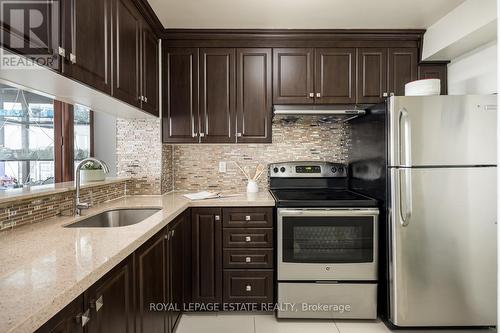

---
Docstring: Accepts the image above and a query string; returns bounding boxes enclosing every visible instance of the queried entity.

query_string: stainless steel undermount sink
[64,208,161,228]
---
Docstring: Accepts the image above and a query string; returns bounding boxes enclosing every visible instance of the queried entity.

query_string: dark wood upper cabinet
[112,0,141,107]
[63,0,112,94]
[191,207,223,305]
[388,48,418,96]
[236,48,272,143]
[85,257,134,333]
[418,62,448,95]
[199,48,236,143]
[273,48,314,104]
[135,230,166,333]
[163,47,199,143]
[141,22,159,116]
[357,48,388,103]
[315,48,356,104]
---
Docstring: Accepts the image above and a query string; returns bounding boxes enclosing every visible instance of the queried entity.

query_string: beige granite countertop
[0,177,130,204]
[0,191,275,333]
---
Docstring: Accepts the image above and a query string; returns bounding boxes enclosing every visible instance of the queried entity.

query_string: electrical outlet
[219,161,227,173]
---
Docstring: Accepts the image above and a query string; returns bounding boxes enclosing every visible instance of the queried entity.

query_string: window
[74,104,92,170]
[0,84,55,189]
[0,83,94,191]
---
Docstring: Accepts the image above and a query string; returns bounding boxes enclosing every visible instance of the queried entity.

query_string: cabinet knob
[192,132,198,138]
[383,92,388,97]
[245,236,251,242]
[199,133,205,138]
[76,309,90,327]
[58,46,66,57]
[245,215,251,221]
[246,285,252,292]
[215,215,220,221]
[70,53,76,64]
[308,92,314,98]
[245,256,251,263]
[236,132,242,137]
[144,96,148,103]
[316,92,321,98]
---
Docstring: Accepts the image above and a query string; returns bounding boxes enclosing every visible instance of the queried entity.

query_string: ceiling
[149,0,466,29]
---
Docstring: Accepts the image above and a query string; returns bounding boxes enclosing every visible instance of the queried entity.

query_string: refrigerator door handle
[399,168,412,226]
[399,108,412,167]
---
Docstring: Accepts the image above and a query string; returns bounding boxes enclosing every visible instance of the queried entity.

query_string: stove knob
[338,166,344,173]
[280,167,286,173]
[273,167,279,173]
[331,167,337,173]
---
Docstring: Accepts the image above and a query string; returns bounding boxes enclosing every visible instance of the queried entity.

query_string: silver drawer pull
[245,236,251,242]
[246,285,252,292]
[245,215,251,221]
[245,256,251,263]
[215,215,220,221]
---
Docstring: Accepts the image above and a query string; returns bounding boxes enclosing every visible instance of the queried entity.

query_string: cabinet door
[199,48,236,143]
[0,0,62,71]
[357,48,388,103]
[85,257,134,333]
[141,23,159,116]
[388,48,418,96]
[36,296,84,333]
[135,230,166,333]
[191,207,223,305]
[236,48,272,143]
[169,213,186,329]
[112,0,141,107]
[65,0,112,94]
[162,47,199,143]
[315,48,356,104]
[273,48,314,104]
[418,62,448,95]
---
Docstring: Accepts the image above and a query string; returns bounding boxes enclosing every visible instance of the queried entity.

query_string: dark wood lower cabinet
[38,206,274,332]
[223,270,274,305]
[191,207,223,305]
[36,296,84,333]
[135,230,166,333]
[85,257,134,333]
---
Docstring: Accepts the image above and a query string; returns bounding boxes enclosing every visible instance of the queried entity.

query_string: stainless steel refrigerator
[387,95,497,327]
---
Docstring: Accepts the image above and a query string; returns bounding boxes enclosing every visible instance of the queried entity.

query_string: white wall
[93,112,117,177]
[422,0,496,61]
[447,41,497,95]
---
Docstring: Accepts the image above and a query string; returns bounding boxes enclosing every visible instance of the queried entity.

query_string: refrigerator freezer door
[388,95,497,167]
[389,167,497,327]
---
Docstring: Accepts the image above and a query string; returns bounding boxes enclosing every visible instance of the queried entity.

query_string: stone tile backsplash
[171,116,350,192]
[0,180,127,231]
[116,118,173,195]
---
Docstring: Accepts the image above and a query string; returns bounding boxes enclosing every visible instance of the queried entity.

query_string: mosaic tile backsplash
[0,180,127,231]
[117,118,173,195]
[171,116,351,192]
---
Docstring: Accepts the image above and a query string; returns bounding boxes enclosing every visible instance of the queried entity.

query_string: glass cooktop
[271,189,378,208]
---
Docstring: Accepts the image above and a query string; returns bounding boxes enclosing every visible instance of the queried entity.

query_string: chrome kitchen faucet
[75,158,110,216]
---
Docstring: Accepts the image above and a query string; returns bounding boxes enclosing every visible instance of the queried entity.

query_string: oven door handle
[278,208,379,218]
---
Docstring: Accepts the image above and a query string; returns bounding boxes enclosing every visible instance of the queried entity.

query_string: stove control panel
[269,161,348,178]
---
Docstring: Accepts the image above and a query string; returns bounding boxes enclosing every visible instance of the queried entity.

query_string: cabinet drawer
[223,270,274,304]
[223,228,273,248]
[223,207,273,228]
[223,249,274,269]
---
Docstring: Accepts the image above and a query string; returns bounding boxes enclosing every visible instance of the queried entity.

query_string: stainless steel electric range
[269,161,379,319]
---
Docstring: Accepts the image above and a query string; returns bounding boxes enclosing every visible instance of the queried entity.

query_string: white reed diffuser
[234,162,265,193]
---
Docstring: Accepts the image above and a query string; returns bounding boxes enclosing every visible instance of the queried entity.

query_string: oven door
[277,208,379,281]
